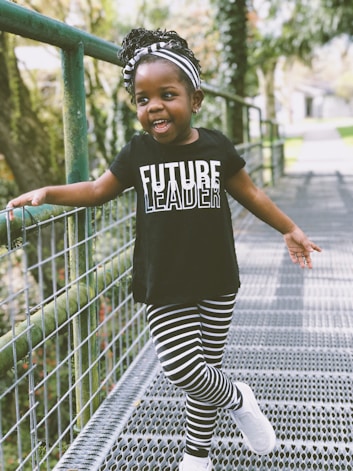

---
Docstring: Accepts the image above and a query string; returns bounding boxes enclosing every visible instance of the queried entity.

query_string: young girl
[7,28,321,471]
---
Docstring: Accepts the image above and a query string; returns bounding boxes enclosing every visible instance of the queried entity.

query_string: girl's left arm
[226,168,322,268]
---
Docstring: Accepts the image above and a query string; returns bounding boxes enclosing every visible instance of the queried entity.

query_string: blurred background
[1,0,352,207]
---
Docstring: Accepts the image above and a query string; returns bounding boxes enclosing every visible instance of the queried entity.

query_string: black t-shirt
[110,128,246,304]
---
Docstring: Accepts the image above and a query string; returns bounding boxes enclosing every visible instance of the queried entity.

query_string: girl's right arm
[7,170,124,220]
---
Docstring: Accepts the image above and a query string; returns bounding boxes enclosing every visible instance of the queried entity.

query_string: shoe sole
[179,461,212,471]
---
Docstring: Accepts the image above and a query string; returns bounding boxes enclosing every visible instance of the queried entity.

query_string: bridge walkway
[56,122,353,470]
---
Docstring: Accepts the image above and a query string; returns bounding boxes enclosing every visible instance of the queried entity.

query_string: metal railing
[0,2,284,470]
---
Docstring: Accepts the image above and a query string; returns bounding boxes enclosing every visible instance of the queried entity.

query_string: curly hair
[118,28,201,96]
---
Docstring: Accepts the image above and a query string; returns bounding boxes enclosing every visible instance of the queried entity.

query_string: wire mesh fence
[0,190,151,470]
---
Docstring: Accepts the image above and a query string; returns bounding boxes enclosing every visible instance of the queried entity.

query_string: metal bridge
[1,2,353,470]
[55,123,353,470]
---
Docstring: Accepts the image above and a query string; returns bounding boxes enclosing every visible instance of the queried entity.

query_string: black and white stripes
[146,293,241,457]
[122,42,201,92]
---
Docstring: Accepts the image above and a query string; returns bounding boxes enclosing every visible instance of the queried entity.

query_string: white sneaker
[231,382,276,455]
[179,458,212,471]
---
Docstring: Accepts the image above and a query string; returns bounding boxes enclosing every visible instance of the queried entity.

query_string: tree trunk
[257,58,278,138]
[0,32,65,193]
[217,0,248,144]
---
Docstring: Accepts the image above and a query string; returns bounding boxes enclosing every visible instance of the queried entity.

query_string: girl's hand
[6,172,125,221]
[283,227,322,269]
[6,189,47,221]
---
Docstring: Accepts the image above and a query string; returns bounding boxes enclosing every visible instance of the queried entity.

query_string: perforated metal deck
[56,138,353,470]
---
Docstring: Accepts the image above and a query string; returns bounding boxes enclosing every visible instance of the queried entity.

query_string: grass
[337,125,353,148]
[284,136,303,167]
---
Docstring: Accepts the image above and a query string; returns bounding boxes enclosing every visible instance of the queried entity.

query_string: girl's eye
[136,96,148,105]
[163,92,174,99]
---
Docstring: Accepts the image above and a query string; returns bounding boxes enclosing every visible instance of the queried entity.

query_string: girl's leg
[146,293,240,458]
[185,294,237,457]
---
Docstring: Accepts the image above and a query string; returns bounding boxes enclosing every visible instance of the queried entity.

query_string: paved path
[288,121,353,174]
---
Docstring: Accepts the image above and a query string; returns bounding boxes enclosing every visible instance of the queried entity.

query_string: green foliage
[249,1,320,67]
[320,0,353,39]
[135,1,170,29]
[0,177,18,209]
[337,125,353,148]
[0,311,7,337]
[247,0,347,122]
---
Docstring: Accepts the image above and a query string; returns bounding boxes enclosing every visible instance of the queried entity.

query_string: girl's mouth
[153,119,170,131]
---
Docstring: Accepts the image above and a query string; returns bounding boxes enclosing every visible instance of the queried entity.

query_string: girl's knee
[162,362,207,390]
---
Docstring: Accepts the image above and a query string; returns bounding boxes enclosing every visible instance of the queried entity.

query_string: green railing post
[242,106,250,143]
[224,101,235,143]
[62,42,99,429]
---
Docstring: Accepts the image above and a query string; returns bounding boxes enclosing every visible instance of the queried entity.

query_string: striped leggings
[146,293,241,458]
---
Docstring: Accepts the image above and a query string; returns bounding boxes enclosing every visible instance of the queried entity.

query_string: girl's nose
[147,98,163,112]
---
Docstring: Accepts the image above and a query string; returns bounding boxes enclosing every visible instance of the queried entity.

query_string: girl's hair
[118,28,201,95]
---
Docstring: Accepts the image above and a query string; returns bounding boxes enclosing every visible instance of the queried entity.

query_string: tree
[213,0,248,144]
[0,32,65,195]
[248,0,353,126]
[248,0,322,126]
[320,0,353,40]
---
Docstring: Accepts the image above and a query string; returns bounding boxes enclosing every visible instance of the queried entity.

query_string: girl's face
[134,60,204,145]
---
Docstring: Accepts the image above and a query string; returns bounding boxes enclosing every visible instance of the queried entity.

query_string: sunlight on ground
[284,137,303,167]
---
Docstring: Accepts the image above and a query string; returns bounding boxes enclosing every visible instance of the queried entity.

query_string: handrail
[0,0,122,65]
[0,205,70,241]
[202,83,260,110]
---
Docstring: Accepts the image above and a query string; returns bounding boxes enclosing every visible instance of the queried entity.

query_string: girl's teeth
[154,120,168,129]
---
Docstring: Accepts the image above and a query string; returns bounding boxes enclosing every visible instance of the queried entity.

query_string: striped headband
[122,42,201,92]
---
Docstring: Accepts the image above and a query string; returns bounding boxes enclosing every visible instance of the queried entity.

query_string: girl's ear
[192,89,204,113]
